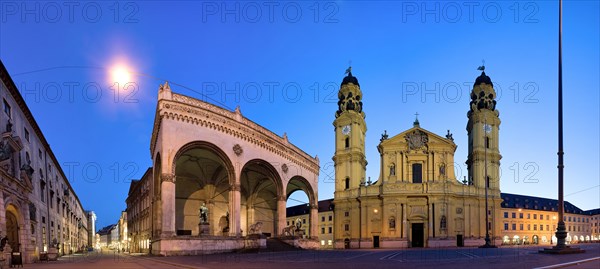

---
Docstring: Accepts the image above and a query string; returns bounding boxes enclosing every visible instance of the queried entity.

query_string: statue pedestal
[198,224,210,236]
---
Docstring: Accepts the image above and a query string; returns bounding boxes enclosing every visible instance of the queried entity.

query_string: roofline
[0,60,86,214]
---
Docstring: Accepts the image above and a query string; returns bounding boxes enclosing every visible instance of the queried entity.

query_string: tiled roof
[500,193,589,214]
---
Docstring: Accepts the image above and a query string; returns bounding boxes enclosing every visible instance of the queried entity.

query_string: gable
[380,126,456,152]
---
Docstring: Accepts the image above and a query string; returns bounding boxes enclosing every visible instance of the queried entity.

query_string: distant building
[118,211,128,251]
[97,224,117,249]
[86,211,96,248]
[126,168,152,253]
[499,193,599,245]
[286,199,334,248]
[0,60,90,263]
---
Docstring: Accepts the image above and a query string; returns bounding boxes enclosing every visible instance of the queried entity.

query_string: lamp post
[540,0,584,254]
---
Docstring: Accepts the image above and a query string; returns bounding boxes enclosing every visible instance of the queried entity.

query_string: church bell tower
[466,67,501,191]
[333,67,367,193]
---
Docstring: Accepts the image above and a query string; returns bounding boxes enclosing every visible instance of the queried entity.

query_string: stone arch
[5,203,23,252]
[240,159,284,237]
[172,141,236,236]
[285,176,316,207]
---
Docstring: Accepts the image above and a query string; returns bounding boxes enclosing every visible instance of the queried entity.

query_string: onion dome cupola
[335,66,365,118]
[468,65,498,116]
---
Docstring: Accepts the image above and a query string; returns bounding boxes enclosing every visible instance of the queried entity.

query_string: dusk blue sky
[1,1,598,230]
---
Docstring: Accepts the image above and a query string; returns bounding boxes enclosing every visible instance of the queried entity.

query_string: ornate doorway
[6,211,19,251]
[411,223,424,247]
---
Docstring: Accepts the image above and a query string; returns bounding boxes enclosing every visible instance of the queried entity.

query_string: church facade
[332,69,502,248]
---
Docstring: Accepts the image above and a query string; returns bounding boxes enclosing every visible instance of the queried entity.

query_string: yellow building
[500,193,598,245]
[332,69,502,248]
[285,199,334,248]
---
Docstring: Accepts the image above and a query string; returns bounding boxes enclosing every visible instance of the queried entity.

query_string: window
[520,224,523,230]
[512,212,516,218]
[321,240,325,246]
[302,218,306,224]
[486,176,490,188]
[533,214,537,220]
[485,137,490,148]
[345,137,350,148]
[3,99,11,118]
[40,181,46,202]
[504,212,508,218]
[328,227,332,234]
[328,240,332,246]
[344,224,349,231]
[519,213,523,219]
[504,223,509,230]
[321,227,325,234]
[344,211,349,217]
[24,128,30,141]
[328,215,332,221]
[322,216,325,222]
[533,224,537,230]
[527,224,531,230]
[412,163,422,183]
[540,224,543,231]
[512,223,516,230]
[527,214,530,219]
[39,149,42,159]
[345,177,350,190]
[546,215,549,220]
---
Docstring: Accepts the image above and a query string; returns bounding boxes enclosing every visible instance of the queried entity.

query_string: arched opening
[240,160,282,237]
[6,205,20,251]
[532,235,539,244]
[285,176,316,238]
[174,142,234,236]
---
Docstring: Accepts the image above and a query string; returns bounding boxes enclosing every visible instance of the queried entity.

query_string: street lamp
[540,0,584,254]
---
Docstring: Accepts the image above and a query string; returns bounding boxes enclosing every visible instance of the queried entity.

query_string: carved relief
[281,163,288,173]
[161,173,175,183]
[405,130,429,150]
[233,144,243,156]
[456,207,463,214]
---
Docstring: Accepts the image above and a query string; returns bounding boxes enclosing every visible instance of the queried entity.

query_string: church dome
[474,71,493,87]
[341,72,360,87]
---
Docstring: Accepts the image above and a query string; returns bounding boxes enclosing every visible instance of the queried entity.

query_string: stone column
[229,184,241,236]
[277,195,286,237]
[310,204,318,239]
[160,173,176,237]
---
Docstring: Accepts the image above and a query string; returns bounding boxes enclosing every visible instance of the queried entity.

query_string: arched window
[345,177,350,190]
[345,137,350,148]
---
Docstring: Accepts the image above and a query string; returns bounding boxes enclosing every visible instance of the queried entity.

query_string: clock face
[483,124,492,134]
[342,125,351,135]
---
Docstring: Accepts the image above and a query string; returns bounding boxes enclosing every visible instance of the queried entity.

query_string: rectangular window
[504,223,509,230]
[328,227,332,234]
[527,214,530,219]
[40,181,46,202]
[321,227,325,234]
[344,224,349,231]
[519,213,523,219]
[533,214,537,220]
[533,224,537,230]
[504,212,508,218]
[540,224,543,231]
[302,218,306,224]
[512,223,516,230]
[486,137,490,148]
[329,215,332,221]
[322,216,325,222]
[345,178,349,190]
[527,224,531,230]
[512,212,516,218]
[320,240,325,246]
[344,211,349,217]
[3,99,11,118]
[24,128,30,141]
[520,224,523,230]
[546,215,549,220]
[412,163,422,183]
[328,240,332,246]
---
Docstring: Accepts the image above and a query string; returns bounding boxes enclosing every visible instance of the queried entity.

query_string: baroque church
[332,68,502,248]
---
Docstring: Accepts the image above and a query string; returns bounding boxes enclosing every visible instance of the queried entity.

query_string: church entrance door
[411,223,424,247]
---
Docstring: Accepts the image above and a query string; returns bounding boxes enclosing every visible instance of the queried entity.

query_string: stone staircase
[237,238,301,253]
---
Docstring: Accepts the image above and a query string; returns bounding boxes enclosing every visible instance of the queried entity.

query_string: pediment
[380,127,456,151]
